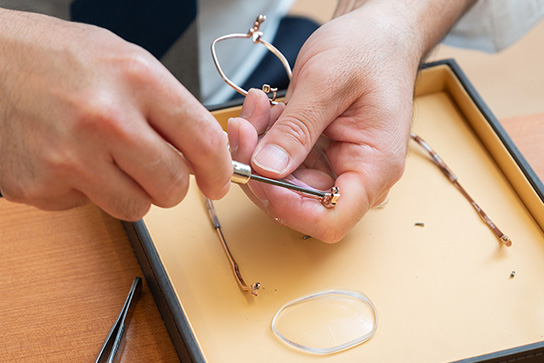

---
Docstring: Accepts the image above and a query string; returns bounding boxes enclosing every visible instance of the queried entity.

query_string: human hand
[229,0,475,243]
[0,9,231,220]
[229,79,406,244]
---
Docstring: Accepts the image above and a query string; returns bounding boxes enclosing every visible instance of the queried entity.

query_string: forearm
[333,0,477,62]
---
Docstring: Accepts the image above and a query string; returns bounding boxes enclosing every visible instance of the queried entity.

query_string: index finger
[144,69,232,200]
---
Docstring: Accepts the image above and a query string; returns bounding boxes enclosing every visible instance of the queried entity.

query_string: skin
[0,8,232,221]
[229,0,477,243]
[0,0,476,235]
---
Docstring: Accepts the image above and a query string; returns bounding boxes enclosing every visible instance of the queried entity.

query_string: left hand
[229,1,473,243]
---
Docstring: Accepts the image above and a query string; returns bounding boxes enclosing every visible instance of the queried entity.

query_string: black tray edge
[421,59,544,203]
[122,220,205,363]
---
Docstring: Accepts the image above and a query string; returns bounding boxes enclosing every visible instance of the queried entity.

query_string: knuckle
[36,144,90,188]
[153,171,189,208]
[190,131,231,192]
[115,199,151,221]
[70,96,126,138]
[199,129,227,159]
[202,179,230,200]
[121,53,155,86]
[277,116,313,149]
[130,204,151,221]
[43,149,81,177]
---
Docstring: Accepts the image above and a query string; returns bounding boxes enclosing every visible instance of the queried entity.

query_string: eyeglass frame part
[203,197,260,296]
[410,132,512,247]
[211,15,292,105]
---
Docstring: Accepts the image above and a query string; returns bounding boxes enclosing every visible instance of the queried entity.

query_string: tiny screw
[302,235,312,240]
[510,271,516,278]
[414,222,425,227]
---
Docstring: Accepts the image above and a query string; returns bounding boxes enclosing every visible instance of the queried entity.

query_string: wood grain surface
[501,113,544,179]
[0,203,179,362]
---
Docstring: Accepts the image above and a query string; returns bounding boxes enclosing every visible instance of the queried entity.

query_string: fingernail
[240,89,259,119]
[253,144,290,174]
[227,118,240,156]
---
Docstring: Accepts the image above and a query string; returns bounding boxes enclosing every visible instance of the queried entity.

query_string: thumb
[250,89,340,178]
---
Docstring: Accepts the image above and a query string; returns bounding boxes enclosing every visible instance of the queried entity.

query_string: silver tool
[231,161,340,208]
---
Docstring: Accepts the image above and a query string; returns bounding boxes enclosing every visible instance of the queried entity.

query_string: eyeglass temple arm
[410,133,512,247]
[203,196,261,296]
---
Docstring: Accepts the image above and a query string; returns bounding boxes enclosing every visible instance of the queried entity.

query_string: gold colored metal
[211,15,292,105]
[204,197,260,296]
[411,133,512,247]
[214,17,340,207]
[322,187,340,208]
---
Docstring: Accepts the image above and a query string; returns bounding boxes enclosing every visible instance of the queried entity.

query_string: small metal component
[414,222,425,227]
[321,187,340,208]
[510,271,516,278]
[302,235,312,240]
[261,84,278,102]
[232,161,252,184]
[231,161,340,208]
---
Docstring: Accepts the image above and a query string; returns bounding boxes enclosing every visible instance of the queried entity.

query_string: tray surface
[141,64,544,362]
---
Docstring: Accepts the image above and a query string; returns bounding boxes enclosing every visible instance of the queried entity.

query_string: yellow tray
[124,60,544,362]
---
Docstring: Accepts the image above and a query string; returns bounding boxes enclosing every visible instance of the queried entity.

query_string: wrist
[333,0,477,63]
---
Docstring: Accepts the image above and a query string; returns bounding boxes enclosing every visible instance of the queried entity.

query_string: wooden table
[1,114,543,362]
[0,203,179,362]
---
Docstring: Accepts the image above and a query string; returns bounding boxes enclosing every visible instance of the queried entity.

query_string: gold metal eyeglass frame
[204,197,261,296]
[206,15,342,297]
[203,15,510,298]
[410,133,512,247]
[213,14,340,208]
[211,14,292,105]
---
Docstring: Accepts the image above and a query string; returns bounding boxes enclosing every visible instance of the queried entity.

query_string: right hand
[0,9,232,220]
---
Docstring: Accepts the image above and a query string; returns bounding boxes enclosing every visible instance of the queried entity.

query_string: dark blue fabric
[235,16,320,100]
[70,0,197,59]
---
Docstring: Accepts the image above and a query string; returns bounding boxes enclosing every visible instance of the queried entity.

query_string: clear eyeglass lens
[271,290,378,355]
